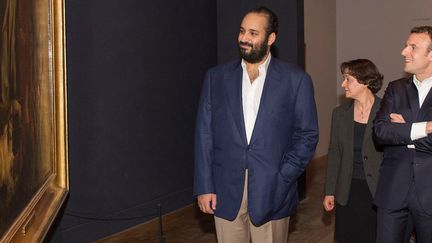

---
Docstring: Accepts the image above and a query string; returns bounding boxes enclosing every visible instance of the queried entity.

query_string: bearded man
[193,6,318,243]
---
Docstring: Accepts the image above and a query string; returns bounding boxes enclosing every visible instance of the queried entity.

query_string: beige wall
[305,0,337,157]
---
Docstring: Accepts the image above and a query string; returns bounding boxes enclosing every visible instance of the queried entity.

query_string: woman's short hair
[340,59,384,94]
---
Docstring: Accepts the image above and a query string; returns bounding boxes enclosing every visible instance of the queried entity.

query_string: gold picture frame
[0,0,68,242]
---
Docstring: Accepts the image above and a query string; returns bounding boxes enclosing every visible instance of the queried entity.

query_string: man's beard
[238,36,269,64]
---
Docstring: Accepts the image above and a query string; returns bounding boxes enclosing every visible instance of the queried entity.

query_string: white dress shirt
[410,75,432,142]
[241,54,271,144]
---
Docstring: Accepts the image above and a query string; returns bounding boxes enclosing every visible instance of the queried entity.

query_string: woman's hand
[323,195,335,211]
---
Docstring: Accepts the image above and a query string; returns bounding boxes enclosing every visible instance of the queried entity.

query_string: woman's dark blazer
[325,96,383,205]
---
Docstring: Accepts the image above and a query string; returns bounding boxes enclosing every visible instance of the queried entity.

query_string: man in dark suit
[193,6,318,243]
[374,26,432,243]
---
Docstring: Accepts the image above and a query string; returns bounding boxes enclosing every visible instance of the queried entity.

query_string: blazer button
[367,173,372,177]
[363,156,368,160]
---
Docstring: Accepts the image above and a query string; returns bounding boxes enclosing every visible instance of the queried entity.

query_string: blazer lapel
[406,77,420,117]
[224,61,247,144]
[363,96,380,148]
[419,80,432,117]
[249,59,282,144]
[343,101,354,162]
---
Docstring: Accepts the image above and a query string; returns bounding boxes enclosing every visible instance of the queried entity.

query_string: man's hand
[390,113,406,123]
[426,121,432,134]
[323,195,335,212]
[197,193,217,214]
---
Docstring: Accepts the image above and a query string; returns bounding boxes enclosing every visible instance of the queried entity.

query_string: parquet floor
[96,157,335,243]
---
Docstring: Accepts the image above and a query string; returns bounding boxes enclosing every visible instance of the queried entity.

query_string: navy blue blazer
[374,76,432,214]
[193,57,318,226]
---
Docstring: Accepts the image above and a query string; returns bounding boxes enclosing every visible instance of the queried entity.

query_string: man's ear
[268,32,276,46]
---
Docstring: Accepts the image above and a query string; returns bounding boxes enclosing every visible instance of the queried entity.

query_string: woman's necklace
[357,103,372,119]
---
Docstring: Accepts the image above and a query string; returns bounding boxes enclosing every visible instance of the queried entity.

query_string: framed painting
[0,0,68,242]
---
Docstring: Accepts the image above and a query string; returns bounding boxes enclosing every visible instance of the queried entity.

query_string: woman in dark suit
[323,59,383,243]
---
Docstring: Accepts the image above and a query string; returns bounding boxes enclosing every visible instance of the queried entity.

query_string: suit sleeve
[279,73,319,183]
[413,135,432,154]
[374,82,413,145]
[325,108,341,196]
[193,71,215,197]
[412,127,432,154]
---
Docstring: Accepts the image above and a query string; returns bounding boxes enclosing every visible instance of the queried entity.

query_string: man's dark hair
[245,6,278,36]
[340,59,384,94]
[411,26,432,52]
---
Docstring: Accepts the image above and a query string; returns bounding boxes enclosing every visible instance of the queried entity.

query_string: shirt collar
[241,53,272,76]
[413,75,432,87]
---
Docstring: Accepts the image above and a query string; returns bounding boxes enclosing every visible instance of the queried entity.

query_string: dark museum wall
[47,0,303,242]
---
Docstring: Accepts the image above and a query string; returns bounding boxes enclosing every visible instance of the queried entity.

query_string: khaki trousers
[214,170,290,243]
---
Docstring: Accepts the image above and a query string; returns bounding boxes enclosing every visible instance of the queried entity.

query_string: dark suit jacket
[193,57,318,226]
[374,76,432,214]
[325,97,383,205]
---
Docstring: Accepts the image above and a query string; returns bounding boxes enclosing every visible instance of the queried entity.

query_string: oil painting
[0,0,68,242]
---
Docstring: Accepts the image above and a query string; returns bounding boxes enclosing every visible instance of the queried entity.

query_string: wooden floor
[96,157,335,243]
